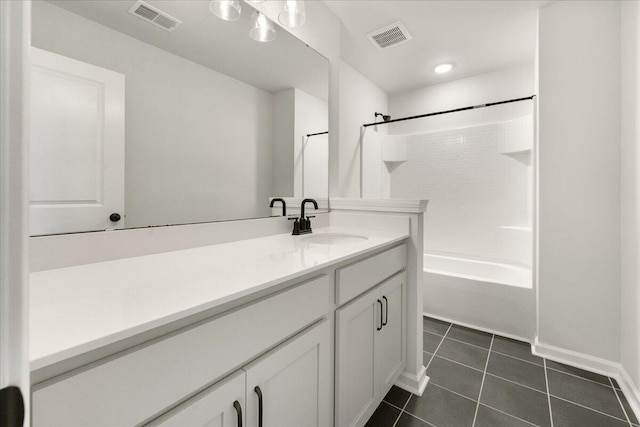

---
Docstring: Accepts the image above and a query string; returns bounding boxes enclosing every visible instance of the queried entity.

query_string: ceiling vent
[367,21,412,50]
[128,1,182,32]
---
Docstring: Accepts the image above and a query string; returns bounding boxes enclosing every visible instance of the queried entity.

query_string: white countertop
[30,226,407,371]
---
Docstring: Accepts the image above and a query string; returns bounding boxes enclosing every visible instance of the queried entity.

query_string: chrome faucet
[269,198,286,216]
[289,198,318,235]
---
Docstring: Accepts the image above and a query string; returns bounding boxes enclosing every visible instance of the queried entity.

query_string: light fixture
[434,63,453,74]
[250,11,276,42]
[247,0,266,2]
[209,0,241,21]
[279,0,306,28]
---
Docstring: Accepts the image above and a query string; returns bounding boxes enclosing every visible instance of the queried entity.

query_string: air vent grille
[128,1,182,32]
[134,3,158,20]
[367,21,412,50]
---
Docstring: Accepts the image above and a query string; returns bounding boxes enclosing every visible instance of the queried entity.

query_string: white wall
[294,89,328,198]
[32,1,274,228]
[389,63,534,135]
[273,89,295,197]
[272,88,328,199]
[537,0,621,361]
[621,0,640,398]
[338,61,389,198]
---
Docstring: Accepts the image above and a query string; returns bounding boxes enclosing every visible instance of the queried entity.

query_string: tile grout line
[430,353,485,373]
[471,334,494,427]
[428,382,479,404]
[390,392,413,427]
[442,335,493,352]
[432,381,543,427]
[484,372,547,395]
[476,402,541,427]
[550,393,632,424]
[546,366,617,389]
[397,322,452,427]
[610,377,633,426]
[397,410,438,427]
[491,348,544,367]
[409,374,547,427]
[421,319,631,427]
[544,359,555,427]
[382,400,405,412]
[426,324,452,370]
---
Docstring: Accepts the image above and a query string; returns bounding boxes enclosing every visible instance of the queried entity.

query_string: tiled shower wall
[363,116,533,267]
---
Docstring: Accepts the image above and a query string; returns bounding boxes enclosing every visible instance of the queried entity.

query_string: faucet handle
[288,216,301,235]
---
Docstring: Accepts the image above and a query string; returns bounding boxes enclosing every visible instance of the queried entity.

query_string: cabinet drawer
[32,274,331,427]
[336,244,405,306]
[146,370,246,427]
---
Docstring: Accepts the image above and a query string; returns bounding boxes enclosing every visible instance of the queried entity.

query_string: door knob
[109,213,121,222]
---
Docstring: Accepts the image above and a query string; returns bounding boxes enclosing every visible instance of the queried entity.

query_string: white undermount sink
[301,233,369,245]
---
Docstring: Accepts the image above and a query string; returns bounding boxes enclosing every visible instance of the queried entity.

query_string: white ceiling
[45,0,329,100]
[324,0,551,95]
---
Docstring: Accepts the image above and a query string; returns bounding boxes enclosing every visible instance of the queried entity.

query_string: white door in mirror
[29,47,125,235]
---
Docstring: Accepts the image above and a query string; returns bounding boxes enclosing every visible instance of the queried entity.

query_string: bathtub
[423,252,536,340]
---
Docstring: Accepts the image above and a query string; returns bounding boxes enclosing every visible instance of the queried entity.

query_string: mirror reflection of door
[29,47,125,235]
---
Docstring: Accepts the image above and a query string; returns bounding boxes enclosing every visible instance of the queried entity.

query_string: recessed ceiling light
[434,63,453,74]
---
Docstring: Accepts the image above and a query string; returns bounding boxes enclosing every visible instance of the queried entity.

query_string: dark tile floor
[366,316,640,427]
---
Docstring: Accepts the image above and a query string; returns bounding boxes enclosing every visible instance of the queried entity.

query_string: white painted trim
[533,338,640,423]
[424,312,531,344]
[619,365,640,424]
[532,338,620,377]
[0,0,30,422]
[330,198,428,213]
[395,367,429,396]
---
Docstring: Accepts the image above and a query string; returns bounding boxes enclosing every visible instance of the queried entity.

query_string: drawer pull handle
[233,400,243,427]
[382,296,389,326]
[254,386,263,427]
[377,299,383,331]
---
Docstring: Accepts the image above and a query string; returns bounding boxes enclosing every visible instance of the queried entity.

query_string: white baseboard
[424,312,531,344]
[395,366,429,396]
[533,338,640,423]
[532,338,619,376]
[619,365,640,425]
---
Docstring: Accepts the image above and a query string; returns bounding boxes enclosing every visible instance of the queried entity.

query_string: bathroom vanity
[29,219,412,426]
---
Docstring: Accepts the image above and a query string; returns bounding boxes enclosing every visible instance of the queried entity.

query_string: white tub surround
[330,199,428,396]
[424,252,531,289]
[423,252,535,340]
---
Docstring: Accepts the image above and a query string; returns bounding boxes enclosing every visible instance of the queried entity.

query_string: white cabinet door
[147,371,245,427]
[335,287,379,427]
[375,273,406,396]
[244,320,331,427]
[29,47,125,235]
[336,272,407,427]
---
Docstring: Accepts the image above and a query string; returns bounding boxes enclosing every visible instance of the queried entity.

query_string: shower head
[375,112,391,122]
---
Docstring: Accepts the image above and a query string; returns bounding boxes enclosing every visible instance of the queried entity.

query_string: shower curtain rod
[306,131,328,137]
[362,95,536,128]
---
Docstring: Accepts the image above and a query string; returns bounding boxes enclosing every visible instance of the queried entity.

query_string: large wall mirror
[29,0,329,236]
